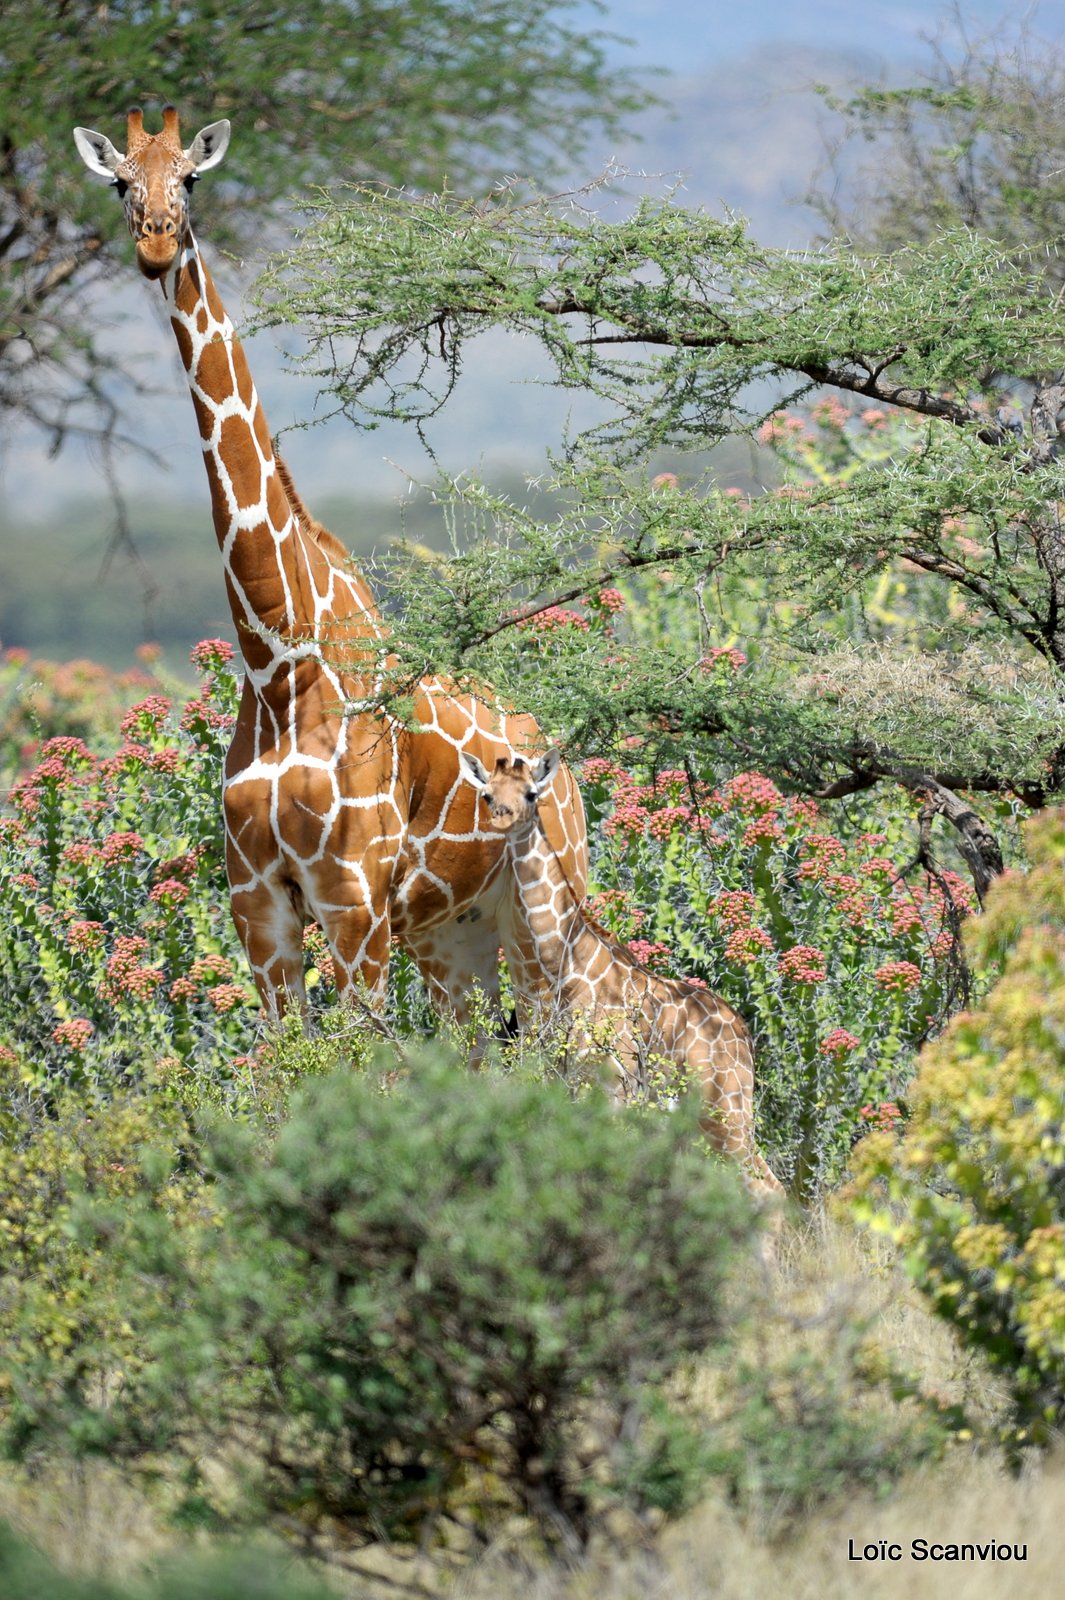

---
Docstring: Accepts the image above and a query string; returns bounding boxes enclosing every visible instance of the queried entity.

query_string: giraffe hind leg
[228,878,309,1019]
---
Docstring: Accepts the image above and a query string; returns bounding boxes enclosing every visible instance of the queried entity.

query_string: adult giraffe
[73,106,587,1023]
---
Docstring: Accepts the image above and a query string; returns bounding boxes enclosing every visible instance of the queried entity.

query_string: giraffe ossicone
[460,748,783,1204]
[73,106,588,1027]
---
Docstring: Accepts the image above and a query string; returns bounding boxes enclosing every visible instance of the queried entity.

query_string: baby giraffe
[461,748,782,1204]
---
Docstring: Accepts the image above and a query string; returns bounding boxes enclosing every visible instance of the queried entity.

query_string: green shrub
[0,1086,204,1462]
[705,1343,948,1531]
[80,1049,760,1555]
[849,807,1065,1455]
[0,1521,336,1600]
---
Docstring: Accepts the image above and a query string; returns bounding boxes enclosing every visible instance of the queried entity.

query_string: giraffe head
[460,748,562,835]
[73,106,230,279]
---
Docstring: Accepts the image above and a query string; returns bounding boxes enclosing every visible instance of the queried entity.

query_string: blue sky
[578,0,1058,73]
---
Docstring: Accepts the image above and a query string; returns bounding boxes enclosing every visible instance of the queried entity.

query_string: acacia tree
[0,0,652,457]
[251,179,1065,897]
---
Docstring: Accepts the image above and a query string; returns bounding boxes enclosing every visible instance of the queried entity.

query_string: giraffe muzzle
[135,231,180,277]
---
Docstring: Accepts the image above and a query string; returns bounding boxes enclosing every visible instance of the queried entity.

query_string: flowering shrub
[849,807,1065,1455]
[580,756,977,1199]
[0,644,255,1092]
[0,645,164,788]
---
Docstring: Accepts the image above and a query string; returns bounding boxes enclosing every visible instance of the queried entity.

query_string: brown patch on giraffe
[203,270,226,323]
[219,416,264,509]
[235,354,255,412]
[195,306,209,335]
[252,403,272,458]
[172,318,195,372]
[194,340,236,410]
[201,448,231,518]
[190,389,217,445]
[184,254,204,300]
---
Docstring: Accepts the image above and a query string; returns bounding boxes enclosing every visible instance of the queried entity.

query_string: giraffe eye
[112,177,128,199]
[183,172,199,191]
[525,790,537,803]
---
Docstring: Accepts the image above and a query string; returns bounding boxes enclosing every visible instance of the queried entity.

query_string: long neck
[160,231,384,686]
[507,813,593,983]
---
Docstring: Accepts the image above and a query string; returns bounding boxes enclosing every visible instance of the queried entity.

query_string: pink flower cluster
[103,936,162,1000]
[120,695,173,737]
[190,954,235,983]
[720,772,782,816]
[626,938,672,971]
[52,1018,94,1051]
[190,638,235,671]
[100,831,144,865]
[724,926,773,965]
[521,606,589,633]
[820,1028,860,1058]
[699,647,747,673]
[797,834,848,878]
[66,919,106,952]
[581,756,626,785]
[757,411,809,444]
[710,889,758,930]
[180,697,234,735]
[777,945,828,984]
[742,814,784,848]
[810,397,850,431]
[874,961,922,993]
[859,1100,903,1131]
[149,878,190,907]
[646,803,694,841]
[206,983,248,1014]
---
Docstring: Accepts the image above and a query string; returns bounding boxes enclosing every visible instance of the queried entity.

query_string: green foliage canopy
[253,177,1065,892]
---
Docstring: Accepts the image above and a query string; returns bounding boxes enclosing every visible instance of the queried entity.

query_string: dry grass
[0,1456,183,1583]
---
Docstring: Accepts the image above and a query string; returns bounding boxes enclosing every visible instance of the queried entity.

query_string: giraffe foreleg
[227,877,309,1019]
[317,897,393,1012]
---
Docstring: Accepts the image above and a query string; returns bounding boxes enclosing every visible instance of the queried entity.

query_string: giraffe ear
[460,751,490,790]
[74,127,124,177]
[532,747,563,791]
[185,120,231,173]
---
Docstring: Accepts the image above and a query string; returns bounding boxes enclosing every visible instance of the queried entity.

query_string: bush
[0,1085,203,1463]
[0,641,257,1092]
[80,1049,760,1555]
[705,1343,947,1532]
[579,751,976,1200]
[849,806,1065,1455]
[0,645,165,787]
